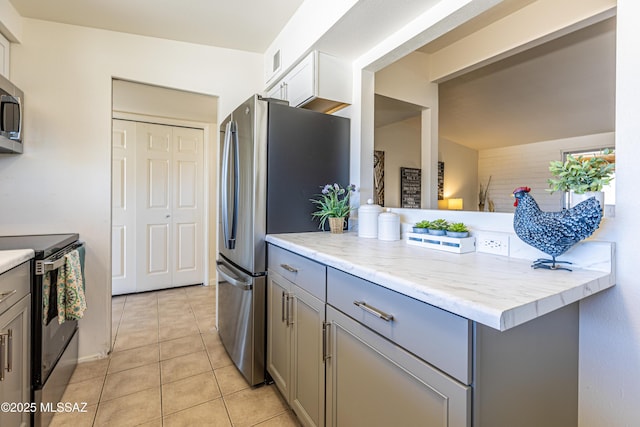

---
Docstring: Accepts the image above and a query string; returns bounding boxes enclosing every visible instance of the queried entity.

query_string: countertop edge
[0,249,35,274]
[266,233,615,331]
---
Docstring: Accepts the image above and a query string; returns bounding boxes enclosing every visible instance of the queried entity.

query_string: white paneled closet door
[171,126,204,287]
[112,119,204,295]
[112,120,137,295]
[137,122,173,292]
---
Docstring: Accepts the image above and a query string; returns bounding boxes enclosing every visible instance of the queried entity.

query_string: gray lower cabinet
[266,271,292,400]
[326,267,579,427]
[267,246,326,427]
[325,305,470,427]
[267,244,580,427]
[0,262,31,427]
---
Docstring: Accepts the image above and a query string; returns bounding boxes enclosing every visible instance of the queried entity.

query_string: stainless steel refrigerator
[216,95,349,385]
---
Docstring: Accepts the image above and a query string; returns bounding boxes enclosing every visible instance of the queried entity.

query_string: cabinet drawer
[268,245,326,300]
[0,261,30,314]
[327,267,471,384]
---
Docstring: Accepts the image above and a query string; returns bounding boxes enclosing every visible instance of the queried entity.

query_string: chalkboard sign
[400,167,421,208]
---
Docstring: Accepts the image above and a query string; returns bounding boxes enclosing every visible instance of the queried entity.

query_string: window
[562,148,615,213]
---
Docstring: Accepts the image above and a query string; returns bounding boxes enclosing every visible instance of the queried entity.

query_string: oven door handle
[37,257,67,275]
[35,242,85,275]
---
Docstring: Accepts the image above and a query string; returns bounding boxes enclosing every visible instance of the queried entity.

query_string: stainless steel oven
[0,234,83,427]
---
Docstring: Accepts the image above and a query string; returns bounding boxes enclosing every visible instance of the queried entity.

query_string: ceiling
[9,0,304,53]
[375,95,423,128]
[9,0,450,60]
[377,17,616,151]
[9,0,616,151]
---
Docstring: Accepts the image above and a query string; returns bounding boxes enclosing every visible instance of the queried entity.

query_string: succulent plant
[414,220,431,228]
[447,222,469,233]
[429,219,449,230]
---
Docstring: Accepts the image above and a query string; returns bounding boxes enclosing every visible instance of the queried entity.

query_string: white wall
[439,138,478,210]
[374,116,421,208]
[0,18,263,359]
[577,0,640,425]
[375,51,439,208]
[478,132,615,213]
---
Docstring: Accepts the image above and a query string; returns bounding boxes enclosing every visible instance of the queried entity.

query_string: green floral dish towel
[43,247,87,324]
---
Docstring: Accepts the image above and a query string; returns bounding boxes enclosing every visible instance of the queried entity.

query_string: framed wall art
[400,167,421,208]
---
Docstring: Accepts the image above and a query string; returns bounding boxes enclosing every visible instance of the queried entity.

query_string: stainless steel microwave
[0,73,23,154]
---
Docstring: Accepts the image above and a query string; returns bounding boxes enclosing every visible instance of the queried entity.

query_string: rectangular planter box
[406,232,476,254]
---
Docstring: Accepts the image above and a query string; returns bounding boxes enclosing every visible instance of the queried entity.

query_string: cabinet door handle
[0,334,5,381]
[281,291,286,322]
[353,301,394,322]
[280,264,298,273]
[286,294,294,326]
[0,289,16,304]
[6,330,11,372]
[284,293,289,324]
[322,322,331,361]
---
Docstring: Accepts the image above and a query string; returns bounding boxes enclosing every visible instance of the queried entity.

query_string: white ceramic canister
[358,199,382,238]
[377,209,400,241]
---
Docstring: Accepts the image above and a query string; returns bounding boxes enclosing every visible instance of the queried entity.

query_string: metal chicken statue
[512,187,602,271]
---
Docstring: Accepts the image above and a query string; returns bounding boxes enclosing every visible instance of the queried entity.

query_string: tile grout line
[91,285,244,426]
[188,288,235,426]
[156,293,166,426]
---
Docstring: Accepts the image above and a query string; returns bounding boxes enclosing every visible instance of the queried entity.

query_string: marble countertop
[266,232,615,331]
[0,249,34,274]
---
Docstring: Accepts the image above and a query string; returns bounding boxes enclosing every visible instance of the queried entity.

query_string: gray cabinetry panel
[0,262,30,427]
[327,267,471,384]
[269,245,326,300]
[267,242,580,427]
[266,271,291,399]
[0,262,30,313]
[473,303,579,427]
[267,245,325,427]
[325,305,470,427]
[290,284,325,427]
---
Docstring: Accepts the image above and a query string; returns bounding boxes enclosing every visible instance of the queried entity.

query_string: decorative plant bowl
[446,231,469,238]
[412,227,429,234]
[428,229,446,236]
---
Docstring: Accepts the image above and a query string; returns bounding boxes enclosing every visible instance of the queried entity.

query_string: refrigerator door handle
[231,120,239,248]
[217,262,252,291]
[221,121,239,250]
[221,121,231,247]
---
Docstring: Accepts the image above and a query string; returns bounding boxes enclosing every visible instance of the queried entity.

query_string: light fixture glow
[448,198,463,210]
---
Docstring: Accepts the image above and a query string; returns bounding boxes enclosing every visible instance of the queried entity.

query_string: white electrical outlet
[475,231,510,256]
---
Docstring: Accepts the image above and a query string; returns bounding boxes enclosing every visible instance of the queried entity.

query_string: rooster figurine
[512,187,602,271]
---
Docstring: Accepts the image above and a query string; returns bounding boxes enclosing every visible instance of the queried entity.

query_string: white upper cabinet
[266,51,351,113]
[0,32,10,78]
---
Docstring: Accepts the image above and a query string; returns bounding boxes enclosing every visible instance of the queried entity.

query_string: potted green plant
[412,220,431,234]
[446,222,469,238]
[310,183,356,233]
[547,149,614,210]
[428,219,449,236]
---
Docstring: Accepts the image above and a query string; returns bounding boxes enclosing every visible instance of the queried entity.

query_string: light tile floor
[50,284,300,427]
